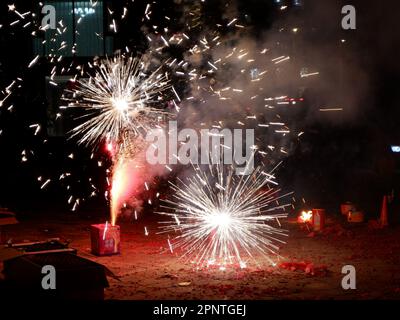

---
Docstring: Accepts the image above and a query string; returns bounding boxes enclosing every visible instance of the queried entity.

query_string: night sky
[1,0,400,217]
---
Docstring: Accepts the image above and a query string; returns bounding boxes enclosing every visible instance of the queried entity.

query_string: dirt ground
[1,213,400,300]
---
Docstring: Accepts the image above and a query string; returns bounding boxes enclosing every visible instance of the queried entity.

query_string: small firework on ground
[158,163,292,268]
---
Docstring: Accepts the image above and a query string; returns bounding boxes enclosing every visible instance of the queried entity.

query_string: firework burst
[158,163,292,268]
[62,54,172,225]
[65,54,171,149]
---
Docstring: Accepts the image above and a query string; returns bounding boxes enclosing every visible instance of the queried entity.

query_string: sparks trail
[63,54,172,149]
[62,53,172,224]
[157,162,293,268]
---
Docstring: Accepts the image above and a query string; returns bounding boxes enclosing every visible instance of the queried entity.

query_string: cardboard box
[90,224,120,256]
[2,252,109,300]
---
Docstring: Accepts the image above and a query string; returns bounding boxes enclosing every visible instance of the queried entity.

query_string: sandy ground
[1,213,400,300]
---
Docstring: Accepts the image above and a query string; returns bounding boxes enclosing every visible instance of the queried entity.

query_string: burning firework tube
[312,209,325,231]
[90,223,120,256]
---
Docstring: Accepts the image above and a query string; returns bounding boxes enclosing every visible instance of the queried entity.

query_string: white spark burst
[158,163,292,268]
[65,54,171,148]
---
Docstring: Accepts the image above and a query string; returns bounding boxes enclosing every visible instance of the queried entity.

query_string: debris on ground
[279,262,329,276]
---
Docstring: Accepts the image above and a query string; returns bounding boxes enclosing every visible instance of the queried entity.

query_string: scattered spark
[40,179,51,189]
[28,55,39,68]
[103,221,109,240]
[171,86,181,102]
[227,18,238,27]
[301,71,319,78]
[319,107,343,112]
[167,238,173,253]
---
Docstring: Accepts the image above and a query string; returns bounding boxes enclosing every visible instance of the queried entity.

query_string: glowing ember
[299,210,313,223]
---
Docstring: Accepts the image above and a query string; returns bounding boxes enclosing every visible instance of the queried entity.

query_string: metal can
[312,209,325,231]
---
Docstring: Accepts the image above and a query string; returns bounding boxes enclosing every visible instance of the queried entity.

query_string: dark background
[1,0,400,218]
